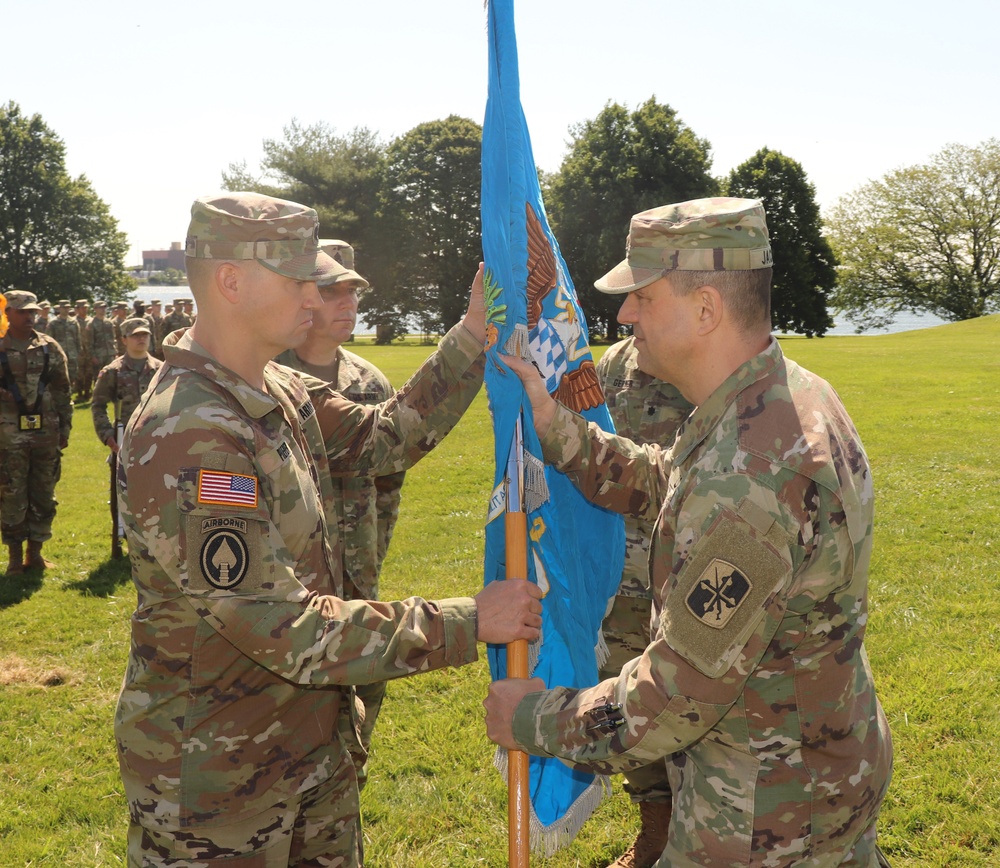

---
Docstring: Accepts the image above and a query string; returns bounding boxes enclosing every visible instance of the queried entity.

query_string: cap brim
[318,267,370,290]
[259,249,345,282]
[16,305,43,312]
[593,259,665,294]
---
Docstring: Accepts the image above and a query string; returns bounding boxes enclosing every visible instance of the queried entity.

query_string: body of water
[129,285,951,338]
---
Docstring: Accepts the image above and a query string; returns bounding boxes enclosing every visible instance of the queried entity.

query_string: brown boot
[25,540,55,570]
[6,542,25,575]
[608,800,671,868]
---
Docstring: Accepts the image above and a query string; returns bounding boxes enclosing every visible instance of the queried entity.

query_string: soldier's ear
[694,285,723,336]
[215,263,242,305]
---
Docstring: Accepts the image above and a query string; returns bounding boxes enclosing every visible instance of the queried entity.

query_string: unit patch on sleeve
[197,470,258,508]
[685,559,752,629]
[200,528,250,589]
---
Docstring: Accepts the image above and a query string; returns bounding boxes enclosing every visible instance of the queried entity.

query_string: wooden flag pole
[505,415,530,867]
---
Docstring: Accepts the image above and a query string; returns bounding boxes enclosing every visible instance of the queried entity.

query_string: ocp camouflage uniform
[75,313,94,399]
[88,316,118,370]
[91,354,163,446]
[157,308,191,347]
[596,336,691,807]
[117,322,485,865]
[46,313,81,389]
[275,346,405,786]
[512,338,892,866]
[0,331,72,544]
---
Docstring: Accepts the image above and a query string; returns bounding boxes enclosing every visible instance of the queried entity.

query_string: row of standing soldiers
[37,297,194,401]
[0,292,193,574]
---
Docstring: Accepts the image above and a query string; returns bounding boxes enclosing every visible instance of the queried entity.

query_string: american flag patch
[197,470,258,508]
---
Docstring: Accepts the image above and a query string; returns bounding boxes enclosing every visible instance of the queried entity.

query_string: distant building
[142,242,186,273]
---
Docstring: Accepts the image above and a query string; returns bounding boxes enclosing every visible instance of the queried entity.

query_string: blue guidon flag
[481,0,626,854]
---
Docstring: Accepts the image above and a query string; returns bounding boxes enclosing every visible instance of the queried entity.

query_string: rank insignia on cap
[197,470,258,508]
[686,559,752,629]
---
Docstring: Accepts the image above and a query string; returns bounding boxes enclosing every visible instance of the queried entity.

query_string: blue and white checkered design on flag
[481,0,625,854]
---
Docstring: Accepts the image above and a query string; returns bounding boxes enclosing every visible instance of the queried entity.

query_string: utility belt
[0,343,51,432]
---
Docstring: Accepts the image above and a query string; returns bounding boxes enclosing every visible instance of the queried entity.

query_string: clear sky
[4,0,998,267]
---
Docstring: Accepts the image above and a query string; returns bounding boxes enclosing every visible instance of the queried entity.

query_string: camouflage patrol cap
[172,297,187,306]
[38,300,51,310]
[185,192,341,282]
[94,301,107,309]
[75,298,89,306]
[57,299,71,307]
[121,317,152,338]
[114,301,129,310]
[150,298,162,305]
[317,239,370,290]
[3,290,42,312]
[595,197,772,294]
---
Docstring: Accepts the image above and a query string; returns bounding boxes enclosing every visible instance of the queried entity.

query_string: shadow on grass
[66,555,133,597]
[0,567,45,608]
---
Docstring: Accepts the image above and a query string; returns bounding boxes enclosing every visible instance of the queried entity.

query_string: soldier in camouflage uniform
[91,318,162,451]
[74,298,94,401]
[88,301,118,372]
[35,300,51,332]
[0,291,73,574]
[116,193,542,867]
[46,299,82,395]
[157,295,192,346]
[111,302,130,355]
[487,198,893,867]
[147,299,163,359]
[596,336,692,868]
[274,239,403,791]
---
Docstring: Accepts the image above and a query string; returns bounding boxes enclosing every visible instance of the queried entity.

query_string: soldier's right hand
[474,578,542,644]
[500,354,557,436]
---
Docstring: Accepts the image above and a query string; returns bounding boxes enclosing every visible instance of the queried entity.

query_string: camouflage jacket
[91,354,163,445]
[274,346,405,601]
[597,337,692,598]
[88,317,117,366]
[157,310,192,346]
[514,339,892,865]
[115,323,485,831]
[46,315,82,360]
[76,316,93,355]
[0,331,73,446]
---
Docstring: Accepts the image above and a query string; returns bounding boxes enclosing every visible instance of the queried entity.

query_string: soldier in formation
[486,198,893,866]
[74,298,93,401]
[157,295,191,346]
[46,299,82,397]
[87,301,117,375]
[0,291,72,574]
[91,317,162,452]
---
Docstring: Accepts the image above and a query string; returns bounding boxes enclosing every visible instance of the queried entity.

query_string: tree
[379,115,483,336]
[222,121,404,337]
[0,101,135,302]
[545,98,718,340]
[827,139,1000,330]
[725,148,836,337]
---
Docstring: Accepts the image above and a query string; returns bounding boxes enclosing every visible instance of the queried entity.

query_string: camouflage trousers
[0,436,62,544]
[600,590,673,805]
[127,709,365,867]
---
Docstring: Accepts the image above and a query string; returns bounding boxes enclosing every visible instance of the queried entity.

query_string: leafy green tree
[546,98,718,340]
[0,101,135,302]
[379,115,482,336]
[725,148,836,337]
[222,121,404,336]
[827,139,1000,330]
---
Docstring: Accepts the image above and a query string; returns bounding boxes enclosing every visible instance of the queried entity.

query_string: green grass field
[1,316,998,866]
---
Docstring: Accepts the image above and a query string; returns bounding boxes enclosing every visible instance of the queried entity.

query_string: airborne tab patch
[686,559,752,629]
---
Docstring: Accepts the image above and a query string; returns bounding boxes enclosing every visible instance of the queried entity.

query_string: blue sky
[4,0,998,266]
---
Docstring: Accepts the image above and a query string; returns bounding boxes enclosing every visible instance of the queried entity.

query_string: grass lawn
[1,316,998,866]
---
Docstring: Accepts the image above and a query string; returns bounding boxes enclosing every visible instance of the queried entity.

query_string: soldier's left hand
[59,435,69,450]
[484,677,545,750]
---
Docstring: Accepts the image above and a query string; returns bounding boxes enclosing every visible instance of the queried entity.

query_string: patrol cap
[121,317,151,338]
[114,301,129,310]
[150,298,162,305]
[185,192,341,283]
[57,298,71,307]
[317,239,369,290]
[172,297,187,306]
[39,300,51,310]
[4,290,42,312]
[75,298,89,306]
[595,197,772,294]
[94,301,107,309]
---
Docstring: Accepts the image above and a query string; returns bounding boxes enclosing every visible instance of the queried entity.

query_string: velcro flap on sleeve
[663,505,791,678]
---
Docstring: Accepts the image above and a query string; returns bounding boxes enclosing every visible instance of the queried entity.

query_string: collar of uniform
[161,328,281,419]
[671,337,783,467]
[334,346,364,391]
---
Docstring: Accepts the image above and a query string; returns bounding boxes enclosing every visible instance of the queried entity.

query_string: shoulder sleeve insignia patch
[200,528,250,589]
[685,559,752,629]
[197,470,258,508]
